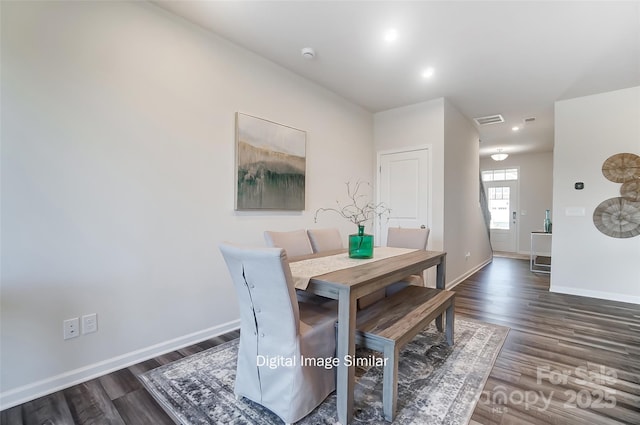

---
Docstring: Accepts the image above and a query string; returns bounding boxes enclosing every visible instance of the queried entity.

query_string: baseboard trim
[550,286,640,305]
[0,319,241,410]
[447,257,493,290]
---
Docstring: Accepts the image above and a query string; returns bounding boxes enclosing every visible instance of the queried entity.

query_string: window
[482,168,518,182]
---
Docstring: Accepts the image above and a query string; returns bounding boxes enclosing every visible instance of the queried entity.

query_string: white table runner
[290,246,417,290]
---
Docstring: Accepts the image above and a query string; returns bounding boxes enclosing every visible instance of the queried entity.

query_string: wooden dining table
[289,248,447,424]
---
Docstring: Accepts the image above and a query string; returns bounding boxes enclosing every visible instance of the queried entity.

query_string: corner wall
[552,86,640,303]
[373,98,492,286]
[373,99,445,252]
[1,1,373,406]
[443,100,493,284]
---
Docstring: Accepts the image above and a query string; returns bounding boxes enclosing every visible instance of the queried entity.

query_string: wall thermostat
[575,182,584,190]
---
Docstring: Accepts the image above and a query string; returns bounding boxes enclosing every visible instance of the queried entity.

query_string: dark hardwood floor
[2,257,639,424]
[0,333,239,425]
[462,257,640,425]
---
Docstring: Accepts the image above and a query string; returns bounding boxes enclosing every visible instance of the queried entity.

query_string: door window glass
[488,186,510,230]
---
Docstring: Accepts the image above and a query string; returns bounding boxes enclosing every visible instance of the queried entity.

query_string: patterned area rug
[140,318,508,425]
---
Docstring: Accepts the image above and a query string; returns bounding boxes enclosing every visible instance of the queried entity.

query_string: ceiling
[153,1,640,158]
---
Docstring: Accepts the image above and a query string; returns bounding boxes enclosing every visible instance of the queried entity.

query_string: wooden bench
[355,286,455,422]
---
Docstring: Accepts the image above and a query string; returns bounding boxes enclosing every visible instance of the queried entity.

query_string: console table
[530,231,551,274]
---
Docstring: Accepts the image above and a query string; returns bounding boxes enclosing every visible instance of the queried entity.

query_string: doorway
[482,168,519,253]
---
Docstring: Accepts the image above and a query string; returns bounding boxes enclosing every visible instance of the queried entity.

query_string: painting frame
[235,113,306,211]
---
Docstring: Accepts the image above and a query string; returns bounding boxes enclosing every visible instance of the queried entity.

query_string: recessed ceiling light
[383,28,398,43]
[512,126,520,131]
[422,67,435,79]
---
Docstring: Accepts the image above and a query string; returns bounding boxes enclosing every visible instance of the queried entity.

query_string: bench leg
[382,344,399,422]
[436,314,443,332]
[445,299,455,346]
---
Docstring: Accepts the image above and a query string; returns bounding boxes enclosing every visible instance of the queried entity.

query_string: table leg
[530,233,534,272]
[435,256,446,331]
[445,298,455,346]
[436,256,446,289]
[336,289,356,424]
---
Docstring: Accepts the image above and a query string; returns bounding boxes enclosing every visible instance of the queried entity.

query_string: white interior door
[377,148,429,246]
[485,180,518,252]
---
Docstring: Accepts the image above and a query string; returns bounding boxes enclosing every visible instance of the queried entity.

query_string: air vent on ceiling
[523,117,536,124]
[474,114,504,126]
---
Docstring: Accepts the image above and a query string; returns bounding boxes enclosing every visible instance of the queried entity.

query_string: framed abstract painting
[235,113,306,210]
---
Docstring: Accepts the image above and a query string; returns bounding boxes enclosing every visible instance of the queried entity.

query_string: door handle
[512,211,517,223]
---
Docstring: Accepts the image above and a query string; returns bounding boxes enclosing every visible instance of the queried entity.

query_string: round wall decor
[593,197,640,238]
[601,153,640,183]
[620,179,640,202]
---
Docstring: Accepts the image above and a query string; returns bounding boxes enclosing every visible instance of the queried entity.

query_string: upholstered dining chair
[387,226,431,251]
[358,227,431,309]
[264,229,314,257]
[307,228,344,253]
[386,226,431,291]
[264,229,326,304]
[219,242,338,424]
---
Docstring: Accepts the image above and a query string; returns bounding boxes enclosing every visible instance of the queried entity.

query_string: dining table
[289,247,447,424]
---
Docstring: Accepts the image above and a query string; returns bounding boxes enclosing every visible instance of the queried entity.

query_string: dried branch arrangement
[314,180,391,227]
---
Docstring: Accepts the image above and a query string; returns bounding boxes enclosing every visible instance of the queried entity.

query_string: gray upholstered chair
[264,229,325,304]
[264,229,314,257]
[387,226,430,251]
[386,226,430,292]
[219,242,338,424]
[307,228,344,253]
[358,227,431,309]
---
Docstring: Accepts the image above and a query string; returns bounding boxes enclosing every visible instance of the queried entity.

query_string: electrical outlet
[63,318,80,340]
[465,252,471,260]
[82,313,98,334]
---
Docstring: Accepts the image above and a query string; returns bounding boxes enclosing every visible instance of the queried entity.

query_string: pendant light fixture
[491,149,508,161]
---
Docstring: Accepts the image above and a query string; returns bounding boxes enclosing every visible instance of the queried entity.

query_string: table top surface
[290,248,445,290]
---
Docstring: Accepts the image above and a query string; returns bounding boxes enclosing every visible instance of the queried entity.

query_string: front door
[484,179,518,252]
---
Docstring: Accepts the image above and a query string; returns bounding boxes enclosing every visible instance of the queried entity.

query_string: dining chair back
[219,242,338,424]
[264,229,314,257]
[359,227,431,309]
[386,226,431,294]
[387,227,430,250]
[307,228,344,253]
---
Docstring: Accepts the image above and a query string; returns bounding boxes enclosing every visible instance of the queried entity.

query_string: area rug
[139,318,508,425]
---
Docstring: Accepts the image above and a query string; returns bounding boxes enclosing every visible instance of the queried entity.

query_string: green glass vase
[349,225,373,259]
[544,209,552,233]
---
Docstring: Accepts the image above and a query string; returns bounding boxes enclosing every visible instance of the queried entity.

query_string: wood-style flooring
[2,257,639,424]
[461,257,640,425]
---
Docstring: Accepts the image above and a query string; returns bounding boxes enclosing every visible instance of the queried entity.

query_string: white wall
[0,1,373,406]
[480,152,554,254]
[373,99,445,252]
[552,86,640,303]
[443,100,493,284]
[373,98,492,286]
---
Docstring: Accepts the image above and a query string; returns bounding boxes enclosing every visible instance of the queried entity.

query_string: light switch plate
[565,207,586,216]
